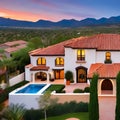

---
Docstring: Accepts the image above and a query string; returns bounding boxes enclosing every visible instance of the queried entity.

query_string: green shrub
[24,109,43,120]
[24,101,88,120]
[65,71,73,81]
[73,88,84,93]
[84,87,90,93]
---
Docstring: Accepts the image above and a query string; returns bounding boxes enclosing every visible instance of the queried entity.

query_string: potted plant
[65,71,73,85]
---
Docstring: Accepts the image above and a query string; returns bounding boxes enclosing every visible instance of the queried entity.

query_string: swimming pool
[9,83,50,109]
[16,84,46,93]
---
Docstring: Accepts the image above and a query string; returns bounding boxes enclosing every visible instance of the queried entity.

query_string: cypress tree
[89,73,99,120]
[115,72,120,120]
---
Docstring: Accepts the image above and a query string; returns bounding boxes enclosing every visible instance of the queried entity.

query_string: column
[47,72,49,83]
[32,73,35,83]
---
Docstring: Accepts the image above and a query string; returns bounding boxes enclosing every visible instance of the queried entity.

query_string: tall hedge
[115,72,120,120]
[89,73,99,120]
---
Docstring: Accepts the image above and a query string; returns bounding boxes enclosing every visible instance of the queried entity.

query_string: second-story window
[106,52,111,60]
[55,57,64,66]
[105,52,112,64]
[37,57,46,65]
[77,50,85,61]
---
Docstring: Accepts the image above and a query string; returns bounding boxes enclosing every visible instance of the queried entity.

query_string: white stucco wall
[9,73,25,86]
[96,51,120,63]
[26,55,65,81]
[27,48,120,85]
[25,67,31,81]
[30,55,64,69]
[64,48,96,83]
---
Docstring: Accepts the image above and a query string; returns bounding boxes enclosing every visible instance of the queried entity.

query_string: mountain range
[0,16,120,28]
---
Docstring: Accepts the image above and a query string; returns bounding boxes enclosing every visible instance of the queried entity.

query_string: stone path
[65,118,79,120]
[99,96,116,120]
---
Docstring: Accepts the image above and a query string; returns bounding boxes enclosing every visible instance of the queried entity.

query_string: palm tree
[2,103,26,120]
[0,58,15,85]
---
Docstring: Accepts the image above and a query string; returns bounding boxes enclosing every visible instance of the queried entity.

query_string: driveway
[99,96,116,120]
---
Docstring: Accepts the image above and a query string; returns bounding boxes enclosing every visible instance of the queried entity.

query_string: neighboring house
[25,34,120,95]
[0,40,27,58]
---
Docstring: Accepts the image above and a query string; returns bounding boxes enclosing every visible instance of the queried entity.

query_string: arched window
[37,57,46,65]
[55,57,64,66]
[77,49,85,61]
[105,52,112,64]
[106,52,111,60]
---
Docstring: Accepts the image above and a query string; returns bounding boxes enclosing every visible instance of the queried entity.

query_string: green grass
[44,84,65,93]
[41,112,89,120]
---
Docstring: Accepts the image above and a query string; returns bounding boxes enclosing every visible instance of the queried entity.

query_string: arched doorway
[76,66,87,83]
[35,72,47,81]
[101,79,113,94]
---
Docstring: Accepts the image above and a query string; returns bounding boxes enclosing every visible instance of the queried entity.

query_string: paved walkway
[64,83,89,93]
[99,96,116,120]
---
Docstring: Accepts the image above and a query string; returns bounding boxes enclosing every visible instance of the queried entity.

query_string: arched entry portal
[76,66,87,83]
[101,79,113,94]
[35,72,47,81]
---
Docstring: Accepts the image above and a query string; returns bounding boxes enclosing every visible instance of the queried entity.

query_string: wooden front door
[76,66,87,83]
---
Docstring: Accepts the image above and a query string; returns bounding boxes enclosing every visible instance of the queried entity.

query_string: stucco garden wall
[51,93,89,104]
[9,73,25,86]
[9,92,89,109]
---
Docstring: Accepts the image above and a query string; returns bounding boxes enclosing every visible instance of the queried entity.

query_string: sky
[0,0,120,22]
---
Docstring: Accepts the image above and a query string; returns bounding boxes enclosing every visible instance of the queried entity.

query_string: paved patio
[99,96,116,120]
[64,83,89,93]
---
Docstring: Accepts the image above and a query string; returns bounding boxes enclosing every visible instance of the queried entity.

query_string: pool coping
[9,83,51,95]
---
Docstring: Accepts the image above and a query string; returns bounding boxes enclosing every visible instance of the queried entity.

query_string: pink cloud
[0,7,56,22]
[31,0,56,8]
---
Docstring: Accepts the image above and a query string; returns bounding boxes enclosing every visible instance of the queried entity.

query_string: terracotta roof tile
[65,34,120,50]
[25,64,33,68]
[4,40,27,47]
[30,65,50,71]
[88,63,120,78]
[4,44,27,53]
[30,38,75,56]
[30,34,120,56]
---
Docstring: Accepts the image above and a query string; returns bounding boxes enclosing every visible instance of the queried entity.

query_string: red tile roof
[30,34,120,56]
[88,63,120,78]
[30,65,50,71]
[30,38,75,56]
[4,40,27,47]
[4,44,27,53]
[25,64,33,68]
[65,34,120,50]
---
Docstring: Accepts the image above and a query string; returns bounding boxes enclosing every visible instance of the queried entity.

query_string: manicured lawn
[41,112,89,120]
[44,84,65,93]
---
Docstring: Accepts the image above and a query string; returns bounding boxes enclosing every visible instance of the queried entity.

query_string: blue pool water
[16,84,46,93]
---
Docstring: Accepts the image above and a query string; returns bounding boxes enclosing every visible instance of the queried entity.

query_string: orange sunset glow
[0,0,120,22]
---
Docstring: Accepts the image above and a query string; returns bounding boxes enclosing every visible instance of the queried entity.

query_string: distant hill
[0,16,120,28]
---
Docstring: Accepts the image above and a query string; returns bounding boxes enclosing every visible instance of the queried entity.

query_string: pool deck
[33,79,90,93]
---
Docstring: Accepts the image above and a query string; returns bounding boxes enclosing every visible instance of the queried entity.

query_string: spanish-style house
[25,33,120,95]
[0,40,27,59]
